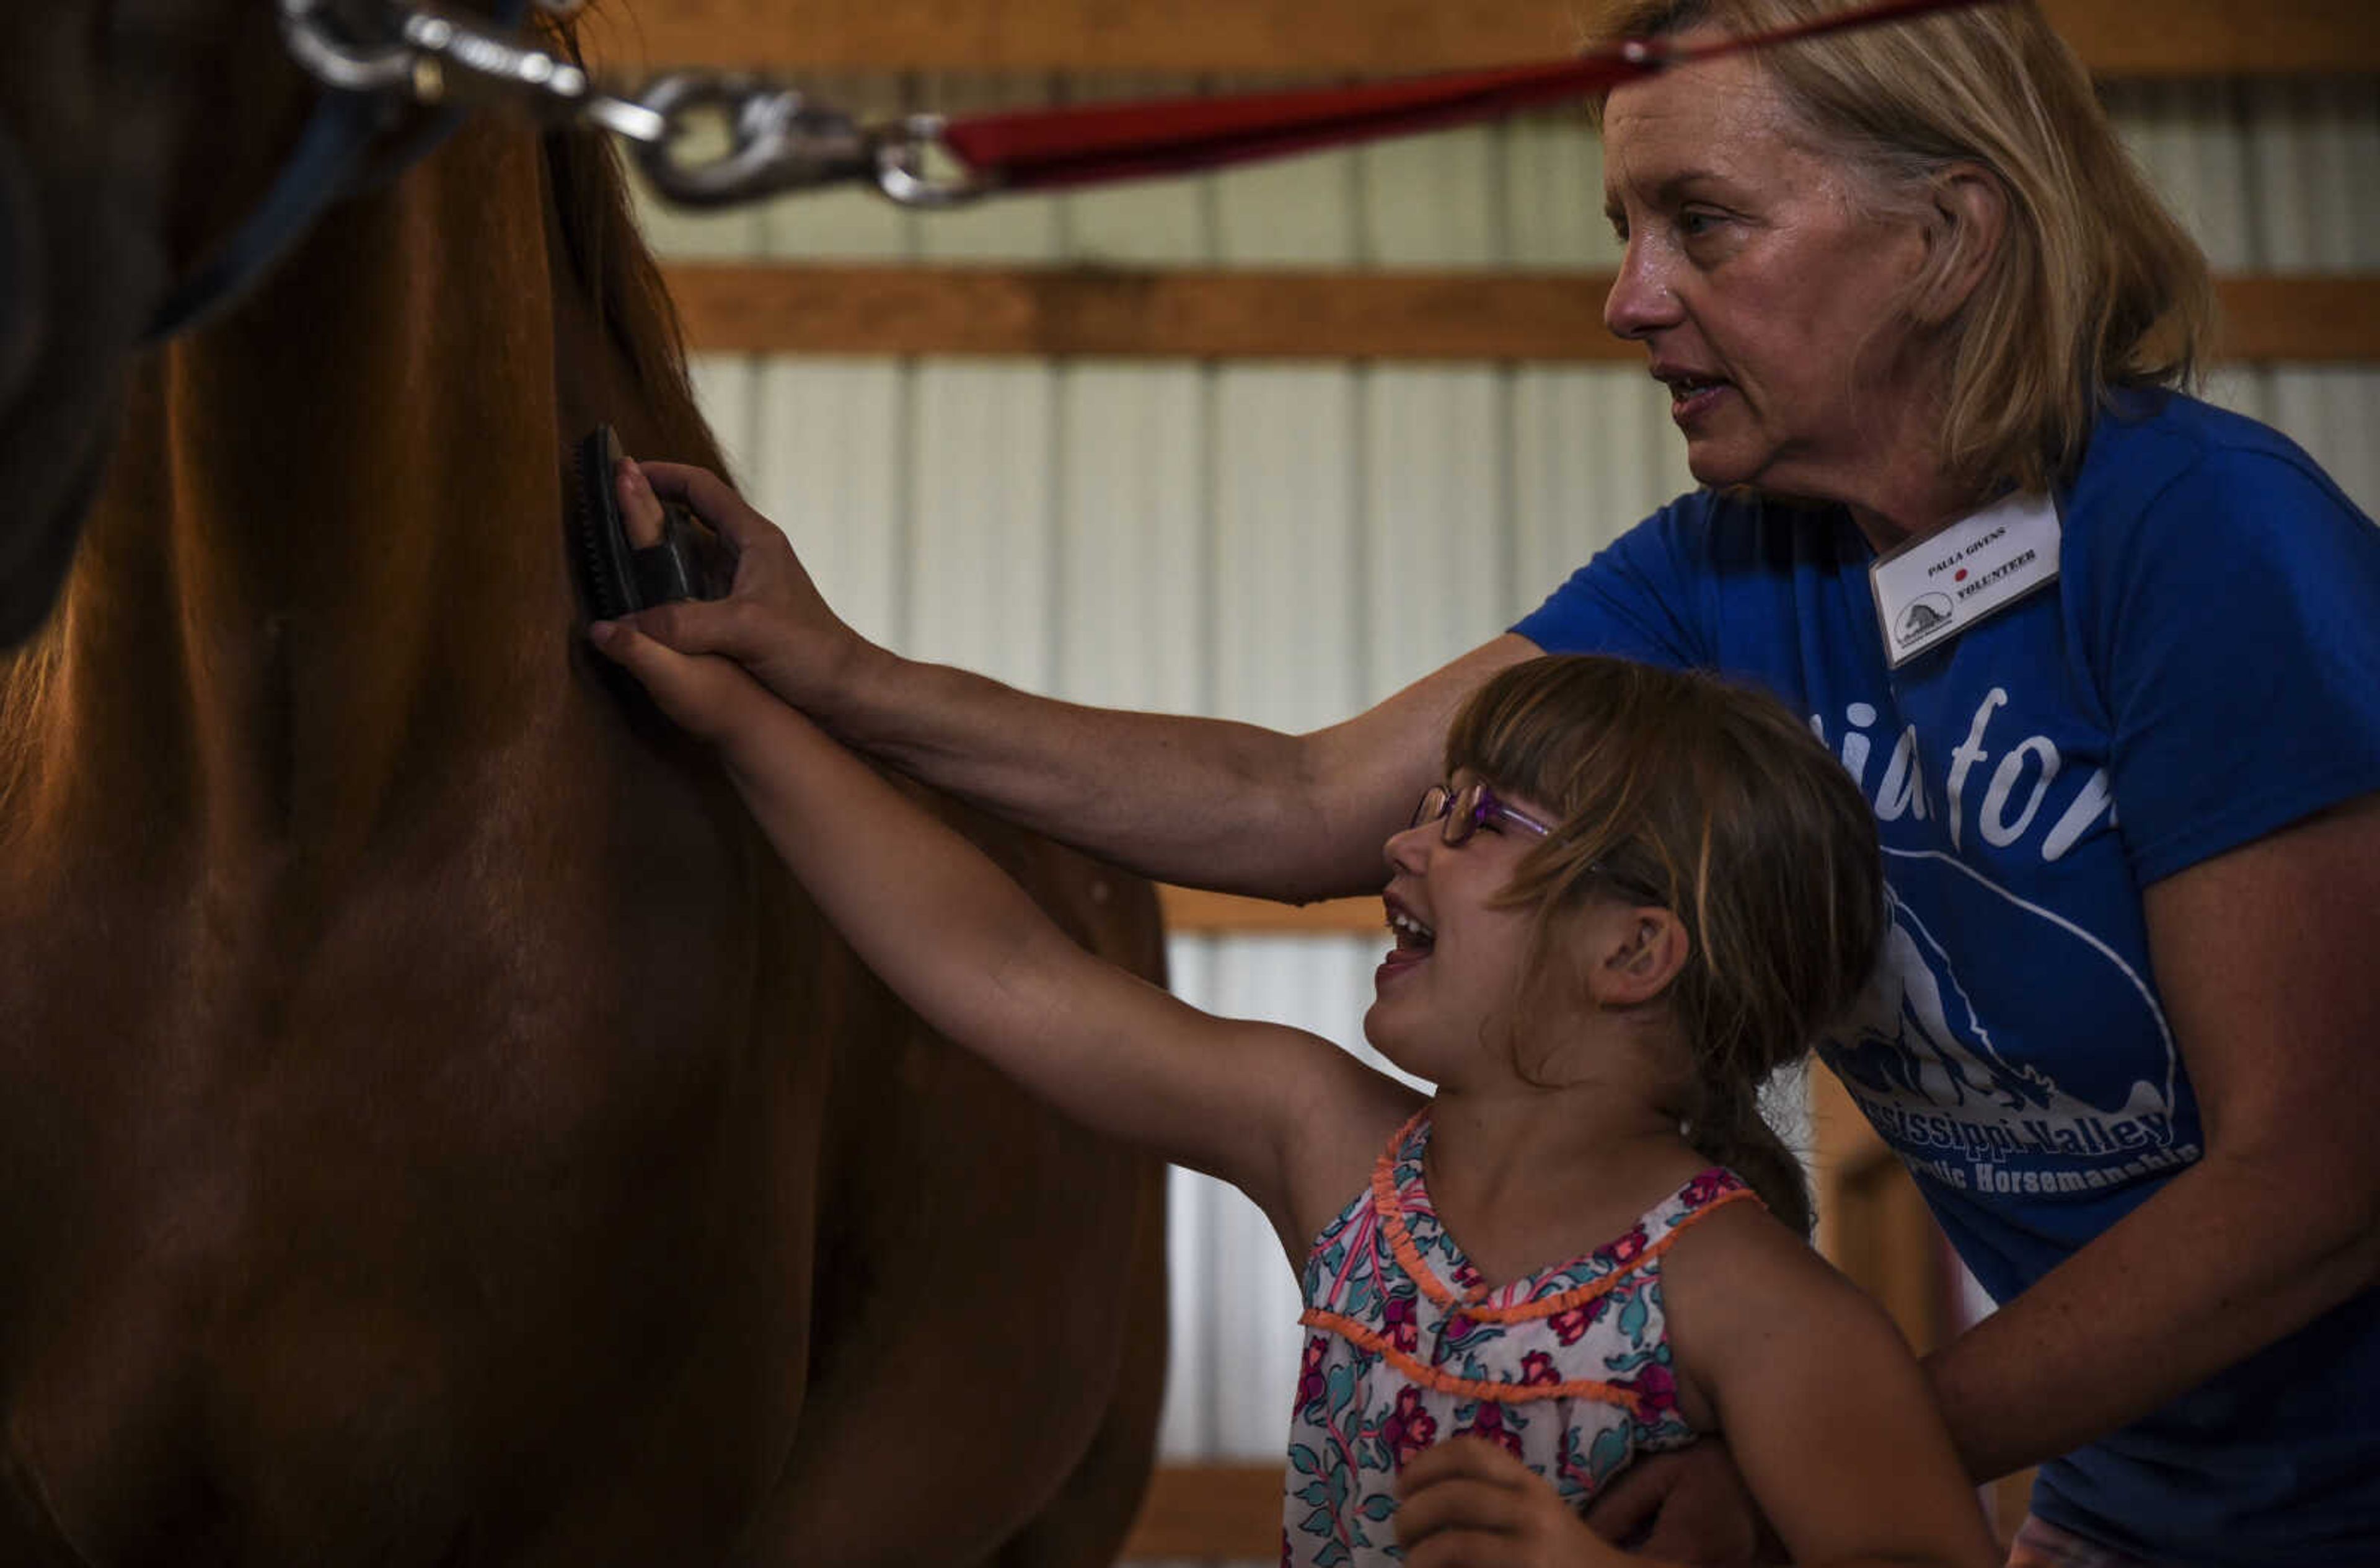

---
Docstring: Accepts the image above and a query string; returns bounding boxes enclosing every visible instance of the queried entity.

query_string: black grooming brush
[570,425,730,622]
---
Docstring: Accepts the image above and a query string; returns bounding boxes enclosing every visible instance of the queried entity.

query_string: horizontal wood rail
[1120,1461,1284,1559]
[602,0,2380,77]
[1158,885,1382,935]
[666,265,2380,365]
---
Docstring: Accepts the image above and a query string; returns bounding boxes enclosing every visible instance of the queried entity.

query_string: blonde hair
[1591,0,2213,498]
[1443,657,1884,1236]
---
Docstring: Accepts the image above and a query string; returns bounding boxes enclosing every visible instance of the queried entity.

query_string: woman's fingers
[1396,1439,1532,1546]
[1400,1435,1536,1495]
[614,456,669,550]
[638,460,780,553]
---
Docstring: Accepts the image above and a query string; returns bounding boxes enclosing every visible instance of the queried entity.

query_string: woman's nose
[1384,821,1434,878]
[1603,237,1682,341]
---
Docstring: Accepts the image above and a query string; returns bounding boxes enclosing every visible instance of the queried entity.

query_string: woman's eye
[1678,209,1724,239]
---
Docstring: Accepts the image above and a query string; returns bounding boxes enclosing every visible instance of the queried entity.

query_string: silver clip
[629,75,878,207]
[871,115,994,209]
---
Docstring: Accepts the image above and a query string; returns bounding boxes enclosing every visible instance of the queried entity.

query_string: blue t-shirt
[1514,392,2380,1566]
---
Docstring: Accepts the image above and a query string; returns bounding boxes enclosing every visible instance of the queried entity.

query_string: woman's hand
[609,459,878,721]
[1579,1442,1778,1566]
[1396,1438,1630,1568]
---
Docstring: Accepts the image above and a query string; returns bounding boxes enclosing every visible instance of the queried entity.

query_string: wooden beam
[1158,885,1381,935]
[666,264,2380,365]
[1120,1461,1283,1560]
[2213,275,2380,364]
[599,0,2380,76]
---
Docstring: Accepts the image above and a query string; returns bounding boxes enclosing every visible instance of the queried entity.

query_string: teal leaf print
[1326,1362,1357,1416]
[1617,1285,1651,1341]
[1360,1492,1398,1522]
[1315,1541,1350,1568]
[1300,1506,1336,1534]
[1589,1424,1633,1482]
[1298,1480,1329,1508]
[1290,1444,1321,1475]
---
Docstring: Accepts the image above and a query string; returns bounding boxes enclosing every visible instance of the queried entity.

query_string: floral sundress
[1282,1108,1757,1567]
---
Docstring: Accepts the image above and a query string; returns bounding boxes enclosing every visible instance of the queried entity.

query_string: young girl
[589,465,1998,1568]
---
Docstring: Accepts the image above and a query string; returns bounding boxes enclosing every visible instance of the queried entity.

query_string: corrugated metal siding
[636,79,2380,1512]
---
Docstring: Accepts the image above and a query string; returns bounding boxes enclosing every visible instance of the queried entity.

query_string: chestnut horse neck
[2,103,718,872]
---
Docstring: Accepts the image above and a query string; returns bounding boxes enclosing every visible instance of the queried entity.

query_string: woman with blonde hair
[603,1,2380,1561]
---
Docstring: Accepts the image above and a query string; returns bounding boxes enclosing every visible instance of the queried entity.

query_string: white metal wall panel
[1504,112,1620,270]
[1055,366,1210,710]
[1363,368,1512,696]
[1360,127,1503,268]
[747,359,908,650]
[687,353,760,480]
[634,78,2380,1513]
[2244,78,2380,273]
[2270,368,2380,517]
[907,361,1060,689]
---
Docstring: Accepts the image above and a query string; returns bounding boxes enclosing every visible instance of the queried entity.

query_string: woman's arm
[589,614,1415,1248]
[1923,790,2380,1479]
[614,460,1538,901]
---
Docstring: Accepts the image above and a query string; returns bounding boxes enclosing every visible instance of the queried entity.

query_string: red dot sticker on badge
[1955,569,1968,581]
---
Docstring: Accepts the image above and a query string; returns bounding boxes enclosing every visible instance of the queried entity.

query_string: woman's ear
[1590,906,1691,1008]
[1912,163,2008,327]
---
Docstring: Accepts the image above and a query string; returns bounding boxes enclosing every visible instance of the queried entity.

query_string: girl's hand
[609,459,876,719]
[587,615,770,744]
[1396,1438,1629,1568]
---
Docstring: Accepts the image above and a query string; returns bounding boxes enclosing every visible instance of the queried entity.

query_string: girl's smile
[1365,773,1554,1084]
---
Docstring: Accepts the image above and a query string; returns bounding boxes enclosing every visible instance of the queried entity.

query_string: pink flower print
[1678,1169,1739,1210]
[1519,1350,1561,1388]
[1623,1359,1680,1425]
[1382,1386,1439,1467]
[1381,1291,1420,1354]
[1295,1334,1329,1412]
[1548,1293,1611,1346]
[1605,1224,1650,1265]
[1455,1400,1525,1458]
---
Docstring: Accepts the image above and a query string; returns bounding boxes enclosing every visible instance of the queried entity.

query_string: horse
[0,5,1170,1562]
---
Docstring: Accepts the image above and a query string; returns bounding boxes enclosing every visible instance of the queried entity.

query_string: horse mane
[539,11,726,479]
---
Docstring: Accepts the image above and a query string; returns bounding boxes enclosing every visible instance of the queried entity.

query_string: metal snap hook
[871,116,994,209]
[630,75,875,208]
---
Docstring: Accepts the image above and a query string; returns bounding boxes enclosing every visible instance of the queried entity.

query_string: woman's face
[1600,50,1937,509]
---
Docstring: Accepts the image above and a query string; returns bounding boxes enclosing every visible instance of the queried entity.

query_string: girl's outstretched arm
[588,612,1415,1253]
[1654,1204,2002,1568]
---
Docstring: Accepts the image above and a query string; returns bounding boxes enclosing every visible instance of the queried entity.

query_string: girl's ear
[1590,906,1691,1007]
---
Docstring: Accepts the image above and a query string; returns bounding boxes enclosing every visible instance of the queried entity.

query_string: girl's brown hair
[1444,656,1883,1236]
[1591,0,2212,500]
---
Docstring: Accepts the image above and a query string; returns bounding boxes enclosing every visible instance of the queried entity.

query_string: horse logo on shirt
[1818,862,2190,1194]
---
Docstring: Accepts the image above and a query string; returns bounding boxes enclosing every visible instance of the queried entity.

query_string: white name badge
[1868,492,2062,667]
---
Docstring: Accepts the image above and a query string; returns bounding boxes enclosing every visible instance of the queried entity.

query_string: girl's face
[1365,771,1559,1088]
[1598,48,1937,511]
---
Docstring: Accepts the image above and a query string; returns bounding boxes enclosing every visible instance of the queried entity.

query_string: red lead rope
[937,0,2001,193]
